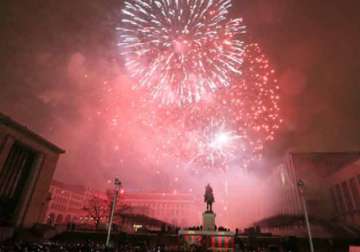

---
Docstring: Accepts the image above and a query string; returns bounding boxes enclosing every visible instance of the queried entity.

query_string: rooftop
[51,180,87,194]
[122,192,194,201]
[289,152,360,177]
[50,179,194,201]
[0,112,65,154]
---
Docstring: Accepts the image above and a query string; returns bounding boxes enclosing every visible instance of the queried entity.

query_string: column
[0,135,15,173]
[16,153,45,227]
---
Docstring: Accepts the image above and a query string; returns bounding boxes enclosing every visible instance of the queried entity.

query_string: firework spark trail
[114,1,280,173]
[104,41,281,174]
[224,43,282,149]
[176,43,282,170]
[187,119,240,170]
[118,0,246,105]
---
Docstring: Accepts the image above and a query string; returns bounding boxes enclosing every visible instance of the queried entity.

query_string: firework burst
[224,43,282,150]
[180,43,282,169]
[118,0,246,105]
[185,120,240,170]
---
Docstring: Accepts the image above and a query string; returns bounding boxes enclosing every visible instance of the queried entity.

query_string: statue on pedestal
[204,184,215,212]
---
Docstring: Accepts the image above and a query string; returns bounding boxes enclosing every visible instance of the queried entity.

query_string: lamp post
[106,177,122,248]
[297,179,314,252]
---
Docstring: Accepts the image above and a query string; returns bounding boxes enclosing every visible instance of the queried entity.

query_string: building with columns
[256,152,360,238]
[45,180,90,225]
[0,113,64,229]
[44,179,198,228]
[120,192,198,227]
[327,158,360,225]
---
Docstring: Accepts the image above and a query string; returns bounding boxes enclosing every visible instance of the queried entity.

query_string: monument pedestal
[179,184,235,250]
[202,211,216,231]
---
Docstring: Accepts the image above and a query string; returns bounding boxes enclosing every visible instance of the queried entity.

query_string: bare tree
[83,194,108,230]
[83,190,139,231]
[105,188,132,220]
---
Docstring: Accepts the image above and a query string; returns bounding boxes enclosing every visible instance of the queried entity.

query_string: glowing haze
[111,0,283,228]
[2,0,360,229]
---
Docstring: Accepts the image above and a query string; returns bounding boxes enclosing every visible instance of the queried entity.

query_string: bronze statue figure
[204,184,215,212]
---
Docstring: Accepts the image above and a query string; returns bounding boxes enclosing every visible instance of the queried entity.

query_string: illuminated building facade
[45,180,91,225]
[120,192,198,227]
[0,113,64,229]
[44,180,197,228]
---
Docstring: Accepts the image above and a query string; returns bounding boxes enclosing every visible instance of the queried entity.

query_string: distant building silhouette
[0,113,64,230]
[256,152,360,238]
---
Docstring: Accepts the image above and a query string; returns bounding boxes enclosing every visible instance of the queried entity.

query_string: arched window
[48,213,55,225]
[55,214,63,224]
[65,215,71,224]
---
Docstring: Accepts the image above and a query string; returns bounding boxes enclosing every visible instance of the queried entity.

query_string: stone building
[256,152,360,238]
[0,113,64,229]
[327,158,360,225]
[44,180,198,228]
[120,192,198,227]
[45,180,90,225]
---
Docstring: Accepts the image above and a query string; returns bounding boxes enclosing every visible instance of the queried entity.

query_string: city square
[1,0,360,251]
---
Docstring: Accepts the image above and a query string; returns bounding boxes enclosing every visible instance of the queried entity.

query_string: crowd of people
[0,228,350,252]
[0,240,114,252]
[184,226,231,232]
[0,240,183,252]
[0,239,350,252]
[0,240,287,252]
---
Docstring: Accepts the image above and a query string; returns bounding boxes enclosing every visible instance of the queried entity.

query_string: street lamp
[297,179,314,252]
[106,177,122,248]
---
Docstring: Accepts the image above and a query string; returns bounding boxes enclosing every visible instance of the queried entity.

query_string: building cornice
[0,112,65,154]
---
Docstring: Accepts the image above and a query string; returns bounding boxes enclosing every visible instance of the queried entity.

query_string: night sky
[1,0,360,201]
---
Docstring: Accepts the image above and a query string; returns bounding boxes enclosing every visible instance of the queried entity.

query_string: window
[349,178,360,210]
[329,188,339,215]
[335,184,346,214]
[0,142,37,219]
[342,182,354,212]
